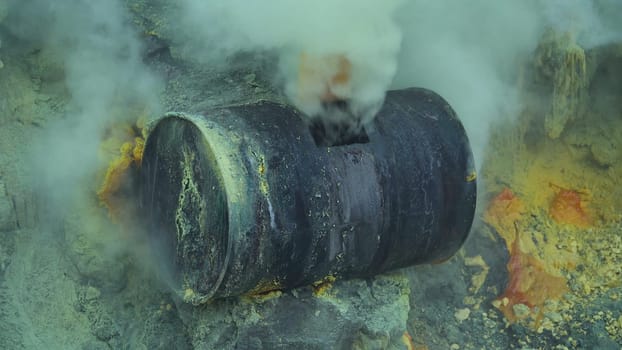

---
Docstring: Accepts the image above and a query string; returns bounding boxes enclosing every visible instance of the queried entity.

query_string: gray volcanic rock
[179,275,410,349]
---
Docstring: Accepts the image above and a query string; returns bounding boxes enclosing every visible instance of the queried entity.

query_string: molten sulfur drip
[495,228,568,323]
[549,185,591,228]
[97,136,144,221]
[485,188,570,324]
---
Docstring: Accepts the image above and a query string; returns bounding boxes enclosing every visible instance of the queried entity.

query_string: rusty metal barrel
[138,87,477,304]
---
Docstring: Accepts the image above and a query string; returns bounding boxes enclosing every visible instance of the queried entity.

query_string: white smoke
[177,0,404,130]
[542,0,622,48]
[5,0,163,204]
[392,1,544,168]
[391,0,621,168]
[3,0,619,201]
[174,0,622,160]
[3,0,618,191]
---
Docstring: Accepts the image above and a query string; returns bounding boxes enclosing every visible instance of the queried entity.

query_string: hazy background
[392,0,622,165]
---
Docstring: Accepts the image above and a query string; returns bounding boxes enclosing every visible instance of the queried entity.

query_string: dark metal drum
[139,87,477,304]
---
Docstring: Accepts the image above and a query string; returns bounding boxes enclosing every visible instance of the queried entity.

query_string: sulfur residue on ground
[97,115,148,222]
[482,128,622,330]
[478,34,622,341]
[484,187,569,329]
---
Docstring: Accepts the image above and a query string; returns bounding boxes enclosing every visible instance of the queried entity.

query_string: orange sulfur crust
[483,188,525,242]
[495,229,568,323]
[97,136,144,220]
[549,187,591,228]
[485,188,569,326]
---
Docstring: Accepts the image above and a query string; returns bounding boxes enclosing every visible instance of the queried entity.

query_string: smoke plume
[391,0,621,167]
[3,0,620,230]
[392,1,543,168]
[173,0,621,157]
[5,0,162,205]
[176,0,404,144]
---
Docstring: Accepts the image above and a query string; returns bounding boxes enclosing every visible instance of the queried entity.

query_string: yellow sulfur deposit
[482,48,622,331]
[97,118,146,221]
[312,275,337,297]
[536,31,588,139]
[480,36,622,332]
[97,138,144,220]
[245,278,283,297]
[548,185,592,228]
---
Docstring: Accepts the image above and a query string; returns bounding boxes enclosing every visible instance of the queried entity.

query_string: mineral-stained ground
[0,2,621,350]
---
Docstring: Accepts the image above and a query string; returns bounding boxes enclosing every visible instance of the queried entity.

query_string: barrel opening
[141,116,231,302]
[309,120,370,147]
[307,99,371,147]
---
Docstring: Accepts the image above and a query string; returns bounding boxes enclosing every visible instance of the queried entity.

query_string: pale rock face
[0,178,15,232]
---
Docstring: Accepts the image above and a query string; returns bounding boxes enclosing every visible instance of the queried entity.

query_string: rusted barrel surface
[139,87,477,304]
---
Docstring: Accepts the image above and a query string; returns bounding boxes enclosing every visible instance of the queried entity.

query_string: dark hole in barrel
[309,100,370,147]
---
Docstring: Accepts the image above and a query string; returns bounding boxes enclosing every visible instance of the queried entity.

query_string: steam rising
[6,0,619,179]
[3,0,621,278]
[391,0,622,167]
[393,1,543,168]
[173,0,622,155]
[177,0,404,140]
[542,0,622,48]
[5,0,162,203]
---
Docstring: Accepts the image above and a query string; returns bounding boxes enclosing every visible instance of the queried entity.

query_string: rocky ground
[0,1,621,349]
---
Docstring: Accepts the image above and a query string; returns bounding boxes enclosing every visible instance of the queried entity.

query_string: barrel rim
[146,112,234,304]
